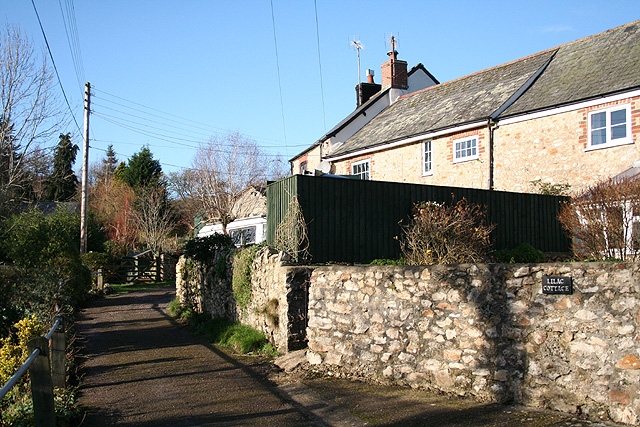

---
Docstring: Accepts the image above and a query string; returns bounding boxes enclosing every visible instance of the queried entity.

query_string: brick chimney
[381,47,408,89]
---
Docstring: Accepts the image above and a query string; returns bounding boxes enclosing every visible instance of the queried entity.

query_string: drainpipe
[488,119,498,190]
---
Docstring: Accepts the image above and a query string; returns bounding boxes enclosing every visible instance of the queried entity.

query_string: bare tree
[167,169,202,234]
[1,24,64,215]
[189,132,274,234]
[90,179,139,256]
[131,187,173,255]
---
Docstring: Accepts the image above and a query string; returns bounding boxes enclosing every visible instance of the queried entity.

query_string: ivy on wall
[231,244,264,309]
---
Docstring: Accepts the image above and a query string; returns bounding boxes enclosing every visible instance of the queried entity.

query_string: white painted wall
[327,67,438,156]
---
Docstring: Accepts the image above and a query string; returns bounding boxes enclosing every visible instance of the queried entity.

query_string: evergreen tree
[118,146,163,189]
[45,133,79,201]
[102,144,118,177]
[96,144,118,184]
[113,161,127,183]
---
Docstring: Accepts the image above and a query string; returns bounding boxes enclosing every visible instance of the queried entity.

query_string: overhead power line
[92,87,291,146]
[92,111,307,153]
[313,0,326,132]
[89,144,285,179]
[58,0,85,95]
[269,0,287,146]
[30,0,82,133]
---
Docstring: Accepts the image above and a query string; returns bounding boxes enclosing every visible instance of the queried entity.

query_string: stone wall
[238,247,311,352]
[176,252,236,321]
[175,247,311,353]
[332,127,491,189]
[329,96,639,194]
[306,262,640,425]
[494,96,640,195]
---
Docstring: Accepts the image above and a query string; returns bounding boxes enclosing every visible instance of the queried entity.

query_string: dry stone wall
[239,247,310,352]
[176,253,236,321]
[176,247,310,353]
[306,263,640,425]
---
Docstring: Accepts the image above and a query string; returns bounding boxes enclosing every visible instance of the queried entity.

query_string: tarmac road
[75,288,322,426]
[75,288,624,427]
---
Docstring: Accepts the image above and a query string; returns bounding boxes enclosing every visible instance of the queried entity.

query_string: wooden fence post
[97,269,104,291]
[50,316,65,389]
[27,337,55,427]
[155,255,161,282]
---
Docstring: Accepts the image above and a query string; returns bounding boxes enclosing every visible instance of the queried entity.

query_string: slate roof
[327,20,640,159]
[290,63,438,162]
[502,21,640,117]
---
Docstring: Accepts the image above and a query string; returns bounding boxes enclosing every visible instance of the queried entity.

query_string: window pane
[591,128,606,145]
[611,124,627,140]
[352,161,370,180]
[455,138,478,160]
[611,109,626,126]
[424,141,432,172]
[591,112,606,129]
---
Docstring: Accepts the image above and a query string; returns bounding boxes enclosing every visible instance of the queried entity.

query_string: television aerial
[349,36,364,84]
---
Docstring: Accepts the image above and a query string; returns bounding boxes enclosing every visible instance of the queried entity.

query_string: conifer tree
[96,144,118,184]
[45,133,78,201]
[118,146,163,189]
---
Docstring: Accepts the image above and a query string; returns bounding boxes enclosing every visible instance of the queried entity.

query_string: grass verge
[168,298,277,356]
[107,280,175,296]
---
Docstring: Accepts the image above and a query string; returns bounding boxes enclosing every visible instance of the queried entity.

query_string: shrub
[0,208,92,324]
[400,199,494,265]
[182,233,233,264]
[0,315,44,387]
[559,177,640,261]
[273,195,309,263]
[370,258,407,265]
[80,251,113,272]
[0,315,49,426]
[492,243,545,263]
[530,179,571,196]
[0,269,22,337]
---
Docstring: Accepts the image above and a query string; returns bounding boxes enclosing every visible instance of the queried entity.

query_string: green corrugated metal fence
[267,175,570,263]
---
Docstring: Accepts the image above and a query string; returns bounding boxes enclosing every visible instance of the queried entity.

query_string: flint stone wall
[306,263,640,425]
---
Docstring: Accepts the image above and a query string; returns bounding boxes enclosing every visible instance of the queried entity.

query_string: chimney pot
[366,69,375,83]
[381,51,408,90]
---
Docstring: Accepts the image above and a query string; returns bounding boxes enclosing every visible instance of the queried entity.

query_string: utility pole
[80,82,90,254]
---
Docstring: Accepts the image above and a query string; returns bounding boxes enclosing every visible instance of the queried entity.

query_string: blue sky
[3,1,639,175]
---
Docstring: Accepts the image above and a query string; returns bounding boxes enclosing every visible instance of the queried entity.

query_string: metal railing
[0,314,66,427]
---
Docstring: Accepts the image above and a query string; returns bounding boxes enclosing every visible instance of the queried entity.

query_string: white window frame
[230,226,256,246]
[453,136,478,163]
[351,159,370,180]
[422,140,433,176]
[587,104,632,151]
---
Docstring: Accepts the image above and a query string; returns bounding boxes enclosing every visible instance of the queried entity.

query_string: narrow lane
[75,288,315,426]
[75,289,625,427]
